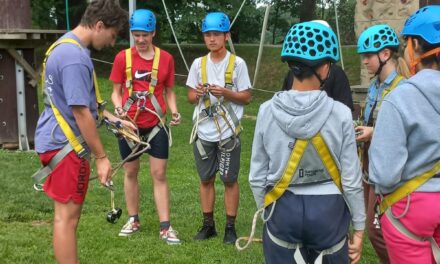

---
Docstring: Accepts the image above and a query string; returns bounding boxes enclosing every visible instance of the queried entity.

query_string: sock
[130,214,139,222]
[160,221,170,231]
[203,212,214,226]
[226,215,236,226]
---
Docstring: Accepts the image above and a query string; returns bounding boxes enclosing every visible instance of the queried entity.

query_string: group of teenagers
[33,0,440,263]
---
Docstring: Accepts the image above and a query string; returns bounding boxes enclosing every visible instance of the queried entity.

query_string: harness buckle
[150,78,158,86]
[98,100,107,111]
[125,80,132,89]
[225,83,233,89]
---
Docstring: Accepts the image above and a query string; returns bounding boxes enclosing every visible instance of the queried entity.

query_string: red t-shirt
[110,47,175,128]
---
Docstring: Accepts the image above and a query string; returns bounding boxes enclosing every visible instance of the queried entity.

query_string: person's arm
[339,110,365,264]
[111,83,125,116]
[249,105,270,208]
[165,86,181,126]
[369,100,407,189]
[72,106,111,185]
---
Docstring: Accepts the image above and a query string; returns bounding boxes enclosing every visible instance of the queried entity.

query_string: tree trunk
[299,0,316,22]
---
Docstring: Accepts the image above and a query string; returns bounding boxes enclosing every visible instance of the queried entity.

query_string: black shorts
[118,125,169,161]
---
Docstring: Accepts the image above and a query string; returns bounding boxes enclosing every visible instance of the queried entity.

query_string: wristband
[95,154,107,160]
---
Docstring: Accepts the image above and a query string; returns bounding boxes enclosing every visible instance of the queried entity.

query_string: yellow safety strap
[264,133,342,208]
[381,75,403,100]
[311,134,342,192]
[125,46,161,96]
[41,38,102,156]
[379,160,440,214]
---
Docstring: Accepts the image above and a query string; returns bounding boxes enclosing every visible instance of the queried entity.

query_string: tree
[31,0,87,30]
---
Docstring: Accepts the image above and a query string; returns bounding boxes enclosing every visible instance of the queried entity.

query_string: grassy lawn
[0,79,376,263]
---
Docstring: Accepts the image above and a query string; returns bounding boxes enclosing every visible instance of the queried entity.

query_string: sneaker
[193,223,217,240]
[160,226,181,245]
[223,224,237,244]
[118,217,140,237]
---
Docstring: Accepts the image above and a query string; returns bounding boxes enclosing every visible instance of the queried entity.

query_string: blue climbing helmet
[357,24,399,54]
[401,5,440,45]
[202,12,230,33]
[281,21,339,66]
[130,9,156,32]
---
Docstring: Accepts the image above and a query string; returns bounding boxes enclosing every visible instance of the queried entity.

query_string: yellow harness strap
[42,38,103,156]
[381,75,403,100]
[264,133,342,208]
[125,46,161,96]
[379,160,440,214]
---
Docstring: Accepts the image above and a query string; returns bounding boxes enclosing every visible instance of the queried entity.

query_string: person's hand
[95,156,112,186]
[170,112,181,126]
[195,83,209,100]
[355,126,373,142]
[349,230,364,264]
[119,119,137,131]
[114,106,126,118]
[208,84,226,98]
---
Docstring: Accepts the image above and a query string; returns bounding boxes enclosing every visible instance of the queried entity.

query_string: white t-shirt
[186,51,251,142]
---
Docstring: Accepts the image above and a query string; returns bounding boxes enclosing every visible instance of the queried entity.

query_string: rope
[334,4,344,70]
[230,0,248,28]
[235,207,264,251]
[252,5,271,88]
[161,0,190,72]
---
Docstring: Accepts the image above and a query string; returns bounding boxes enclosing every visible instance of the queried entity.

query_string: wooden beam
[6,48,39,87]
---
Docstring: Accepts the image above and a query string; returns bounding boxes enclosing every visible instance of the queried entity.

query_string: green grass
[0,79,376,263]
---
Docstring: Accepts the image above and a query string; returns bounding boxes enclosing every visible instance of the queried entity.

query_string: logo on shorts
[219,152,231,178]
[77,159,87,195]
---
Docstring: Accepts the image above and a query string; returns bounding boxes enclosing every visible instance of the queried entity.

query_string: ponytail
[396,57,410,79]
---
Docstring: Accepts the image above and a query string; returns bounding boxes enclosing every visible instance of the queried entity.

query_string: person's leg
[193,139,219,240]
[53,200,82,264]
[123,160,141,217]
[366,185,390,264]
[220,138,241,244]
[149,156,170,222]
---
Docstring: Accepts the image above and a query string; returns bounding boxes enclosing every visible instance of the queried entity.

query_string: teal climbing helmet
[130,9,156,32]
[202,12,230,33]
[357,24,399,54]
[401,5,440,45]
[281,21,339,66]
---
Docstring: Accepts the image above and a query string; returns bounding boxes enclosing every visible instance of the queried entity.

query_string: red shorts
[39,149,90,204]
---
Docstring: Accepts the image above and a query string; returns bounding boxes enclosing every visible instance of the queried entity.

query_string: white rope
[161,0,190,72]
[252,4,271,88]
[230,0,247,28]
[334,4,344,70]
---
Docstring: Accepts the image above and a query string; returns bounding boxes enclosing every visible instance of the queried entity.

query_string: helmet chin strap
[374,53,390,77]
[312,63,331,90]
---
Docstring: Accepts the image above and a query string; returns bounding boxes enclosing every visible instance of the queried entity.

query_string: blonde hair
[391,50,410,79]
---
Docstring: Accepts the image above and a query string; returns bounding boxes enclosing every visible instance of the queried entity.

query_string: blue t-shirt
[363,70,398,125]
[35,32,97,153]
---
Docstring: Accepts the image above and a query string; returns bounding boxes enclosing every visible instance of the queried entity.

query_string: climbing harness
[237,133,346,264]
[32,38,106,189]
[120,46,173,147]
[190,53,242,158]
[376,161,440,263]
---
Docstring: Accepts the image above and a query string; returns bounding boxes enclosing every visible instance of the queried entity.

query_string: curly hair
[80,0,128,34]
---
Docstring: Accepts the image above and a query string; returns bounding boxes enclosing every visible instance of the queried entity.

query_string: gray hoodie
[369,69,440,194]
[249,90,365,230]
